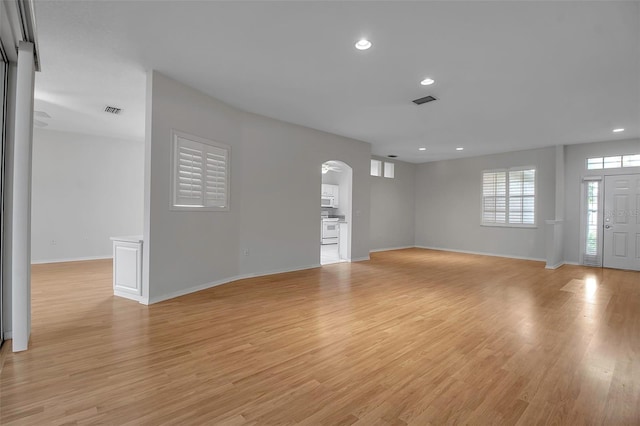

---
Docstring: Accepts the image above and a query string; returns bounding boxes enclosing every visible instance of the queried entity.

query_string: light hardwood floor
[1,249,639,425]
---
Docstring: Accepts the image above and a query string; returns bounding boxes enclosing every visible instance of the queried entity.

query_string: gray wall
[369,156,416,251]
[563,138,640,263]
[31,128,144,263]
[414,147,556,260]
[144,71,371,303]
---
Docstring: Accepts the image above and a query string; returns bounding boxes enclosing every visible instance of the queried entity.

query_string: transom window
[482,168,536,227]
[370,159,395,179]
[587,154,640,170]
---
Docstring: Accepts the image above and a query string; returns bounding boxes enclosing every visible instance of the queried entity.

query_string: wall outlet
[242,248,249,256]
[50,240,57,245]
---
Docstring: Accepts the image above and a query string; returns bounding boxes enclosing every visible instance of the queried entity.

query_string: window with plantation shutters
[172,131,229,211]
[482,171,507,224]
[482,167,536,227]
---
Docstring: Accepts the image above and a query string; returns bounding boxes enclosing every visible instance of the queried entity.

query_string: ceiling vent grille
[412,95,437,105]
[104,106,122,115]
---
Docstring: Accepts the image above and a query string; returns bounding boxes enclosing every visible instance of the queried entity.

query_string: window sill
[170,205,229,212]
[481,223,538,229]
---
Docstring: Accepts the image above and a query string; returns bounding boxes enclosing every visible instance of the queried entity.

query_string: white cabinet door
[113,240,143,300]
[603,174,640,271]
[339,223,349,260]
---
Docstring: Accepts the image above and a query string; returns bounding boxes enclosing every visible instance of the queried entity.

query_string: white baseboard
[234,263,321,281]
[545,262,565,270]
[3,331,12,340]
[148,263,322,305]
[563,261,581,266]
[351,256,370,262]
[31,255,112,265]
[370,246,414,253]
[415,245,545,263]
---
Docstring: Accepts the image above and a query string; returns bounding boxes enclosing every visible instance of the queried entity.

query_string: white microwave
[321,196,336,208]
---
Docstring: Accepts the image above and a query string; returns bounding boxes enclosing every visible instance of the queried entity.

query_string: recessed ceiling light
[456,147,464,151]
[420,78,435,86]
[355,39,372,50]
[613,128,625,133]
[418,147,427,151]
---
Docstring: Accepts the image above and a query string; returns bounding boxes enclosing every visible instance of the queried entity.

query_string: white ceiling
[34,1,639,163]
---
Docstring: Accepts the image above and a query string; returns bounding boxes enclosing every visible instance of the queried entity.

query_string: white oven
[321,196,335,208]
[321,218,339,244]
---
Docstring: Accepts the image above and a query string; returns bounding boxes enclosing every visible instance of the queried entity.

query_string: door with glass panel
[603,174,640,271]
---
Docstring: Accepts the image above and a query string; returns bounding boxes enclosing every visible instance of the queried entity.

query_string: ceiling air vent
[412,95,437,105]
[104,106,122,115]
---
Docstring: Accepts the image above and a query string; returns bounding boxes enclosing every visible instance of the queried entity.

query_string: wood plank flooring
[1,248,639,425]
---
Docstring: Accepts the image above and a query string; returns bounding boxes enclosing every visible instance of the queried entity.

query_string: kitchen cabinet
[111,235,143,302]
[339,222,349,260]
[321,184,339,206]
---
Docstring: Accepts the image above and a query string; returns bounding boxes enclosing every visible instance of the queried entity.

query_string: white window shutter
[204,146,228,208]
[482,168,535,226]
[172,131,230,210]
[482,171,506,224]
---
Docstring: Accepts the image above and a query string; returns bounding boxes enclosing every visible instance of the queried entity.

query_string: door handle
[605,225,611,229]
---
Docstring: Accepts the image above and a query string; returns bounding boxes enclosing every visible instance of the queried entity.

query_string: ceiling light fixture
[420,78,435,86]
[456,147,464,151]
[613,128,625,133]
[355,39,372,50]
[418,147,426,151]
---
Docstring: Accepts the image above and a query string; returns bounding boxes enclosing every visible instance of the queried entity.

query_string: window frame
[370,159,382,177]
[481,166,537,228]
[170,129,230,212]
[586,154,640,170]
[383,162,395,179]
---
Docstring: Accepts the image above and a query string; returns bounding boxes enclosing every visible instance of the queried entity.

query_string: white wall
[31,128,144,263]
[370,156,416,251]
[2,62,17,337]
[563,138,640,264]
[144,71,371,303]
[414,147,556,260]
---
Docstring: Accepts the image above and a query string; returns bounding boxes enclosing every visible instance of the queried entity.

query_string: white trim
[563,261,581,266]
[234,264,321,281]
[415,245,545,263]
[146,263,321,305]
[545,262,565,270]
[11,42,35,353]
[31,255,112,265]
[351,256,371,262]
[4,331,12,339]
[370,246,414,253]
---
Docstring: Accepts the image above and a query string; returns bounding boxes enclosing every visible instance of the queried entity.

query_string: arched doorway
[320,160,352,265]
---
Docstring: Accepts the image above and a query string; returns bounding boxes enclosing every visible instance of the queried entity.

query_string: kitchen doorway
[320,160,352,265]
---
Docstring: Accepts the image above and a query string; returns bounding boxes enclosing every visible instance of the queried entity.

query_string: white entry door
[603,174,640,271]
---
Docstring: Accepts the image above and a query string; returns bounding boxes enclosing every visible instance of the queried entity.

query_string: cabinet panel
[112,240,143,301]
